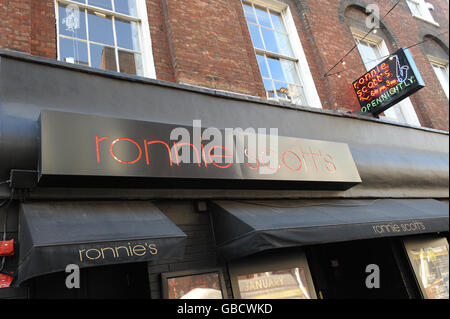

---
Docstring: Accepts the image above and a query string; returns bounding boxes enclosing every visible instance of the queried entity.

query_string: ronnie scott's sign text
[353,48,425,115]
[38,110,361,190]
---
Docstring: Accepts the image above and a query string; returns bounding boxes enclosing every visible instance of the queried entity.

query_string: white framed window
[353,30,421,126]
[406,0,439,26]
[242,0,322,108]
[55,0,155,78]
[428,56,449,99]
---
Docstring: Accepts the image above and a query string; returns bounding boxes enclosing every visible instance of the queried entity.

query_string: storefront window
[229,249,317,299]
[404,237,449,299]
[237,267,312,299]
[161,269,228,299]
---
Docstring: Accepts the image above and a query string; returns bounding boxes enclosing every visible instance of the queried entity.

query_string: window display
[161,269,227,299]
[237,267,312,299]
[404,237,449,299]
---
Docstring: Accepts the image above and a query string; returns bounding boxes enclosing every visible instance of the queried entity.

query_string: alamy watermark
[365,264,380,289]
[161,120,280,175]
[65,264,80,289]
[365,4,380,30]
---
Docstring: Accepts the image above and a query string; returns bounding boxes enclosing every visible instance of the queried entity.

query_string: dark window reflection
[90,43,117,71]
[118,50,140,75]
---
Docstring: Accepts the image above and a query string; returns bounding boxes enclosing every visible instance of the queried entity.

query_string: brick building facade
[0,0,449,300]
[0,0,448,129]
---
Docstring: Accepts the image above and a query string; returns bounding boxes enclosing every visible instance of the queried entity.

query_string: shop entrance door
[29,262,151,299]
[308,238,412,299]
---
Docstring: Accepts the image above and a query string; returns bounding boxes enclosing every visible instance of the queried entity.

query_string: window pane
[275,32,293,57]
[267,57,285,81]
[88,0,112,10]
[243,3,257,24]
[256,54,269,78]
[118,50,143,76]
[274,81,290,99]
[357,41,381,70]
[58,3,87,40]
[263,79,276,98]
[270,11,285,32]
[261,28,279,53]
[115,19,139,50]
[71,0,86,4]
[254,5,272,28]
[281,60,300,84]
[59,37,89,66]
[90,43,117,71]
[88,11,114,46]
[114,0,137,17]
[248,24,264,50]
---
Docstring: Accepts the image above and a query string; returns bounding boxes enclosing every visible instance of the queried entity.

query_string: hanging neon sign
[353,48,425,115]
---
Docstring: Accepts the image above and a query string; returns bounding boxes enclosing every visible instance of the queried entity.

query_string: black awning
[211,199,449,260]
[16,201,186,285]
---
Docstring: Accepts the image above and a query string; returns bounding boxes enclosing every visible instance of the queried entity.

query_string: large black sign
[38,110,361,190]
[353,48,425,115]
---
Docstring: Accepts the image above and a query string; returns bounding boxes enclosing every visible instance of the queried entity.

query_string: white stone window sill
[412,14,440,27]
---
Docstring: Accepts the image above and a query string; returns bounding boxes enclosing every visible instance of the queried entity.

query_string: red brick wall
[0,0,448,130]
[157,0,265,97]
[31,0,56,59]
[0,0,32,53]
[0,0,55,58]
[146,0,175,82]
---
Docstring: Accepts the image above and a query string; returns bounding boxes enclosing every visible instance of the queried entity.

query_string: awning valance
[211,199,449,260]
[16,201,186,285]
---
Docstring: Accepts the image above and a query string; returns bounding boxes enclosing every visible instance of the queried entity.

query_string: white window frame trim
[55,0,156,79]
[244,0,322,109]
[352,28,421,126]
[406,0,440,27]
[428,55,449,99]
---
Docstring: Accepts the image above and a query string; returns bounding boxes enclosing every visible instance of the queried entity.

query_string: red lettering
[281,151,302,171]
[208,146,233,169]
[201,142,208,168]
[109,138,142,164]
[144,140,173,166]
[244,148,260,170]
[299,146,321,172]
[174,142,201,167]
[324,154,337,173]
[173,142,180,166]
[259,149,279,172]
[96,136,110,163]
